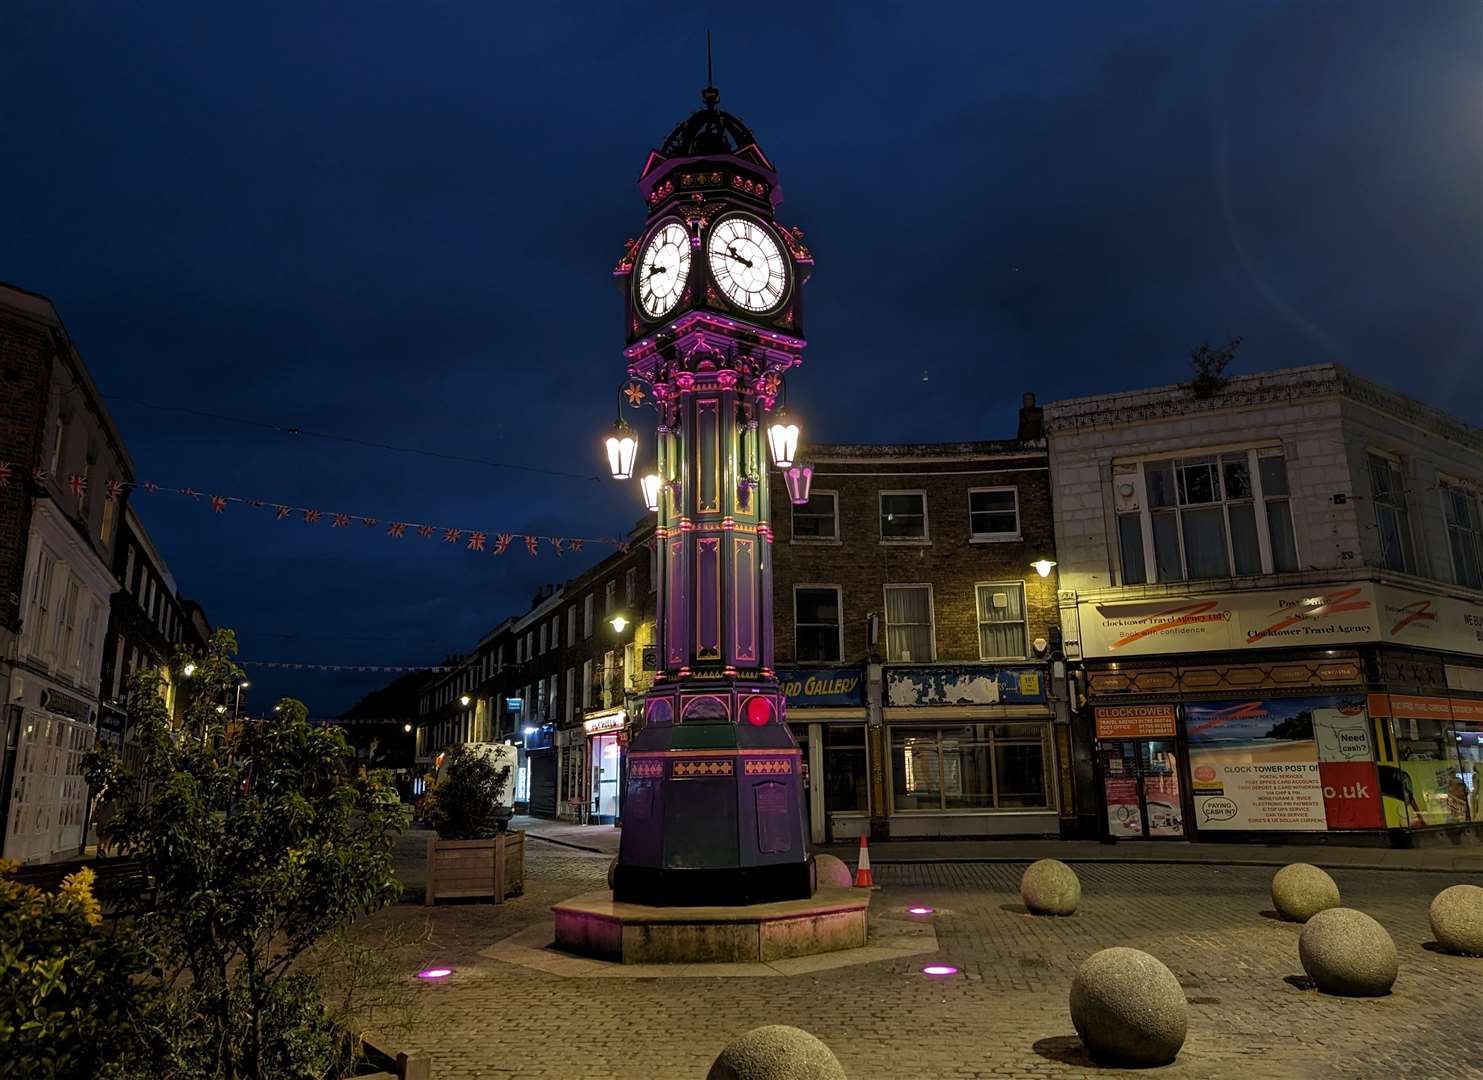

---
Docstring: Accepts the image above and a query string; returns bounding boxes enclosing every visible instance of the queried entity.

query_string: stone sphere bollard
[707,1025,847,1080]
[1271,863,1340,922]
[814,853,854,890]
[1298,907,1398,996]
[607,857,618,890]
[1429,884,1483,955]
[1069,947,1187,1066]
[1020,859,1080,916]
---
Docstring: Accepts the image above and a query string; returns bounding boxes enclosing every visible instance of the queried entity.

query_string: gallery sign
[776,668,865,708]
[1074,582,1483,660]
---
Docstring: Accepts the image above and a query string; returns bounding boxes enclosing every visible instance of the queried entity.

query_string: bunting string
[240,660,454,673]
[0,462,656,559]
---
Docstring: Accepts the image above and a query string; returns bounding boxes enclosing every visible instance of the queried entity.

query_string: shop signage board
[1185,695,1382,831]
[1095,704,1177,739]
[884,665,1046,707]
[776,667,864,708]
[1075,582,1483,660]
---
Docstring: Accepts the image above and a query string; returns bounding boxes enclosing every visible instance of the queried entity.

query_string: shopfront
[882,664,1059,838]
[525,724,557,818]
[1094,705,1184,839]
[582,708,626,825]
[777,667,867,844]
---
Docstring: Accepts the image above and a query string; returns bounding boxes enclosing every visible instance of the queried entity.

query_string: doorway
[1100,739,1184,839]
[589,733,620,824]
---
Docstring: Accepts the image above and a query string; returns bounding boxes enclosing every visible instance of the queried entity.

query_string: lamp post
[233,680,250,721]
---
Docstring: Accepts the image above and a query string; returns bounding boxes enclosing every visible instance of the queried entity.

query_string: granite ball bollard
[813,853,854,890]
[1271,863,1340,922]
[1020,859,1080,916]
[1298,907,1398,996]
[1069,947,1187,1066]
[707,1025,847,1080]
[1429,884,1483,956]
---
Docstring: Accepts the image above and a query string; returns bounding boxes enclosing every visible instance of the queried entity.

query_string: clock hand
[648,264,667,276]
[727,246,754,269]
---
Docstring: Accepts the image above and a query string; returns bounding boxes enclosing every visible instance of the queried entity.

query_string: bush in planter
[424,744,514,840]
[96,629,408,1080]
[0,862,159,1078]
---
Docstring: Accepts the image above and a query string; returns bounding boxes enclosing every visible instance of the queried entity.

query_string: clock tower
[611,80,815,906]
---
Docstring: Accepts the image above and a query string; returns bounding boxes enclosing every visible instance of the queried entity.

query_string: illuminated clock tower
[612,80,815,905]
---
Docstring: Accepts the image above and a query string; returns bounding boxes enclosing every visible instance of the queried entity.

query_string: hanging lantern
[782,463,814,505]
[604,418,639,480]
[640,473,662,512]
[766,408,800,469]
[1031,557,1057,578]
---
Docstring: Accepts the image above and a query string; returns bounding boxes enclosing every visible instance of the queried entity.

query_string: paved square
[358,833,1483,1079]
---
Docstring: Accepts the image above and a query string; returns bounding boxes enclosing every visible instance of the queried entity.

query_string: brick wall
[769,443,1057,666]
[0,310,53,633]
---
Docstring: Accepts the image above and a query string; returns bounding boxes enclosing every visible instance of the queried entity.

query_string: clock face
[635,220,691,320]
[707,214,789,313]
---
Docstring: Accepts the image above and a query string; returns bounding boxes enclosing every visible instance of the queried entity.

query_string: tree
[99,629,407,1078]
[1186,337,1243,399]
[423,743,513,840]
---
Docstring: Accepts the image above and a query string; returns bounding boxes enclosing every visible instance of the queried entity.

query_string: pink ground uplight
[415,967,453,980]
[907,906,934,915]
[922,965,958,977]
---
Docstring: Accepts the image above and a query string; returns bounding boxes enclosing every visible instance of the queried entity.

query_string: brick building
[0,283,134,862]
[416,520,657,824]
[769,396,1073,842]
[1047,364,1483,846]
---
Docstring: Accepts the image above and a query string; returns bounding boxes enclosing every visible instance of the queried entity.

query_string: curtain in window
[1266,500,1299,573]
[885,586,931,662]
[1181,507,1229,578]
[976,584,1027,659]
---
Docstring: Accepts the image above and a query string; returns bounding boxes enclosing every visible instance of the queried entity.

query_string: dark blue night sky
[3,3,1479,715]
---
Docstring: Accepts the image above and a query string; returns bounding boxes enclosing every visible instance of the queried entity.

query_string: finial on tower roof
[701,30,719,107]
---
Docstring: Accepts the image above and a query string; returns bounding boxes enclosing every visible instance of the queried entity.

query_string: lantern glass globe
[766,411,800,469]
[604,420,639,480]
[1031,558,1057,579]
[610,614,629,633]
[640,473,662,512]
[459,695,471,707]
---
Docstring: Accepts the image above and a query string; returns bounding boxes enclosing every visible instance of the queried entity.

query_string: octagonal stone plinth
[552,887,869,964]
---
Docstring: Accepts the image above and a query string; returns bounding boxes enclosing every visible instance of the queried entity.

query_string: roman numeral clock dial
[635,220,690,320]
[707,213,789,314]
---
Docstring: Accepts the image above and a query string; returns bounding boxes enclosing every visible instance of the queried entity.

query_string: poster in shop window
[1185,696,1381,831]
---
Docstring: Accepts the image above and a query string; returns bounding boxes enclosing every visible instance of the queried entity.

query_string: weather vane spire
[702,30,719,107]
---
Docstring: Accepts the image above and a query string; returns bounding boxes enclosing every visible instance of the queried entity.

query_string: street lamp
[181,662,196,677]
[781,462,814,505]
[766,408,800,469]
[640,473,662,512]
[403,723,413,734]
[609,613,629,633]
[1031,557,1057,579]
[604,418,639,480]
[233,680,250,720]
[460,695,470,707]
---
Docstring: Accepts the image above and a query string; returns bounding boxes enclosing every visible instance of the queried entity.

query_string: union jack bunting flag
[548,537,564,556]
[182,487,200,500]
[360,517,377,528]
[494,533,512,554]
[524,535,539,555]
[417,525,435,538]
[468,531,486,552]
[387,522,406,538]
[304,509,321,523]
[67,473,87,498]
[331,513,350,528]
[0,462,10,488]
[106,479,124,501]
[32,466,46,482]
[211,496,228,514]
[442,528,461,544]
[275,505,290,519]
[570,539,583,553]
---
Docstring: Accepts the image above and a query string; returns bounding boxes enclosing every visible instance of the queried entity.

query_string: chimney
[1017,391,1043,441]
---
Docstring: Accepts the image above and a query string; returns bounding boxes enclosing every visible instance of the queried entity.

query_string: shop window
[968,488,1019,540]
[794,586,842,663]
[879,491,928,542]
[1396,717,1467,824]
[975,582,1027,660]
[823,726,869,813]
[890,723,1052,812]
[883,584,933,662]
[1369,455,1416,574]
[1117,448,1298,583]
[1442,482,1483,590]
[791,491,838,541]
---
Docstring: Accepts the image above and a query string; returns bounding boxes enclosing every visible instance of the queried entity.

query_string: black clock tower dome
[613,82,813,348]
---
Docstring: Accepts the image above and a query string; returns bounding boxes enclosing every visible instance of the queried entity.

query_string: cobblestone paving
[356,831,1483,1080]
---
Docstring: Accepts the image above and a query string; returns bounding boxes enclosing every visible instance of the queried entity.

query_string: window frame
[792,583,844,664]
[885,722,1056,814]
[1368,450,1416,575]
[878,490,930,545]
[790,489,840,544]
[882,582,936,663]
[1440,478,1483,590]
[1114,444,1299,584]
[974,580,1030,661]
[583,594,594,638]
[967,486,1021,543]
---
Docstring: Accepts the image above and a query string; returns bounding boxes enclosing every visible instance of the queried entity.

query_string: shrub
[424,744,513,840]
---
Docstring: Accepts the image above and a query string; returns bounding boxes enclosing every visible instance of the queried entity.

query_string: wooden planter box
[424,831,524,905]
[357,1032,430,1079]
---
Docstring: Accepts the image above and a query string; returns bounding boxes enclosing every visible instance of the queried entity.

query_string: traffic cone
[854,834,873,888]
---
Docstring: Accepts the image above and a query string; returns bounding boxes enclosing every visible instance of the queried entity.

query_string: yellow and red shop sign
[1368,693,1483,724]
[1094,704,1178,740]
